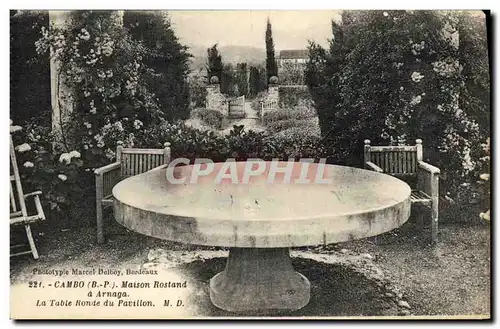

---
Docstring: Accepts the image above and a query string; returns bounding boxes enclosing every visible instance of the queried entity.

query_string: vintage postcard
[9,9,491,319]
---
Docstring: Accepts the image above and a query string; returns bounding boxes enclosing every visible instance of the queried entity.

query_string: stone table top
[113,162,411,248]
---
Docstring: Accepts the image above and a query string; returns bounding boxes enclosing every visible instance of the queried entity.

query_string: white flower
[59,153,71,164]
[411,72,424,83]
[69,150,81,159]
[480,173,490,181]
[400,86,404,91]
[410,95,422,106]
[133,119,143,130]
[78,29,90,41]
[23,161,34,168]
[383,12,389,17]
[114,121,124,132]
[15,143,31,153]
[480,210,490,221]
[10,125,22,133]
[58,174,68,181]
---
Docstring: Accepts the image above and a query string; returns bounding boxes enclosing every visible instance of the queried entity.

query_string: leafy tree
[124,11,192,121]
[206,44,223,81]
[265,18,278,81]
[306,10,490,198]
[10,11,51,124]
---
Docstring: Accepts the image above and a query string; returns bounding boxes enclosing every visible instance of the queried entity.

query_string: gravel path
[221,101,266,134]
[10,212,490,318]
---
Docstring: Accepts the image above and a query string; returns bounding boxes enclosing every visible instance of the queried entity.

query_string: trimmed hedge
[190,108,225,129]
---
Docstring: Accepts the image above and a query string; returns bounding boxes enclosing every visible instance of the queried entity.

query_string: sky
[167,10,341,50]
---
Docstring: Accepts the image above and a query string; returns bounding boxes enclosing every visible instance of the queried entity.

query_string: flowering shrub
[11,119,89,215]
[190,108,225,130]
[306,10,490,198]
[35,11,166,163]
[266,127,326,161]
[266,119,317,134]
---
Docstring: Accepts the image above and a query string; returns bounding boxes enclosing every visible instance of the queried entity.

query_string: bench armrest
[94,162,121,175]
[24,191,46,221]
[24,191,43,198]
[417,161,440,199]
[147,164,169,172]
[418,161,440,175]
[365,161,384,173]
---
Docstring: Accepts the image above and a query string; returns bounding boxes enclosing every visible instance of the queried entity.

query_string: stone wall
[205,84,228,116]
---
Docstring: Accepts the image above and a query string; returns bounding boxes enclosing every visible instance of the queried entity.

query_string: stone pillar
[49,11,74,139]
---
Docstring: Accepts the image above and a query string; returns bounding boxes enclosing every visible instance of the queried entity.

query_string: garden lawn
[10,207,490,317]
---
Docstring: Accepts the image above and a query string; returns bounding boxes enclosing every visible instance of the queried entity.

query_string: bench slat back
[364,140,423,176]
[117,145,171,178]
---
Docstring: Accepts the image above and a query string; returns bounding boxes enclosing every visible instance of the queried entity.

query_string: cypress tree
[206,43,223,81]
[265,18,278,81]
[248,66,260,97]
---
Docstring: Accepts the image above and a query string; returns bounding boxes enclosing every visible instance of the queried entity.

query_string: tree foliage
[248,66,260,97]
[10,11,51,123]
[236,62,248,97]
[220,63,233,95]
[206,43,223,81]
[306,10,490,198]
[124,11,192,121]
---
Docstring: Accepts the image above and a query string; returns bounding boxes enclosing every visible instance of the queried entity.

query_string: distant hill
[187,45,266,71]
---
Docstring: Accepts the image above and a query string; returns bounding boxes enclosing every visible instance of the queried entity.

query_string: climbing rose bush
[35,11,163,165]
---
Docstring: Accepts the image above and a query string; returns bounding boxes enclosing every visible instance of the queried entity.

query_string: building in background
[277,49,309,86]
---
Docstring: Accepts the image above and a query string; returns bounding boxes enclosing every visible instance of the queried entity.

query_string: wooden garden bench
[364,139,440,243]
[94,141,171,244]
[10,135,46,259]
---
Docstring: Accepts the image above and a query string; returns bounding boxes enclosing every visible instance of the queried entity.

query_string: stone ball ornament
[210,76,219,84]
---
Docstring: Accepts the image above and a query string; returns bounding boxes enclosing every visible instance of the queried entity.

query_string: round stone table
[113,162,411,313]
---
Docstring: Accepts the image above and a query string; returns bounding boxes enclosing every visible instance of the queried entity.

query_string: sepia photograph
[8,8,491,320]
